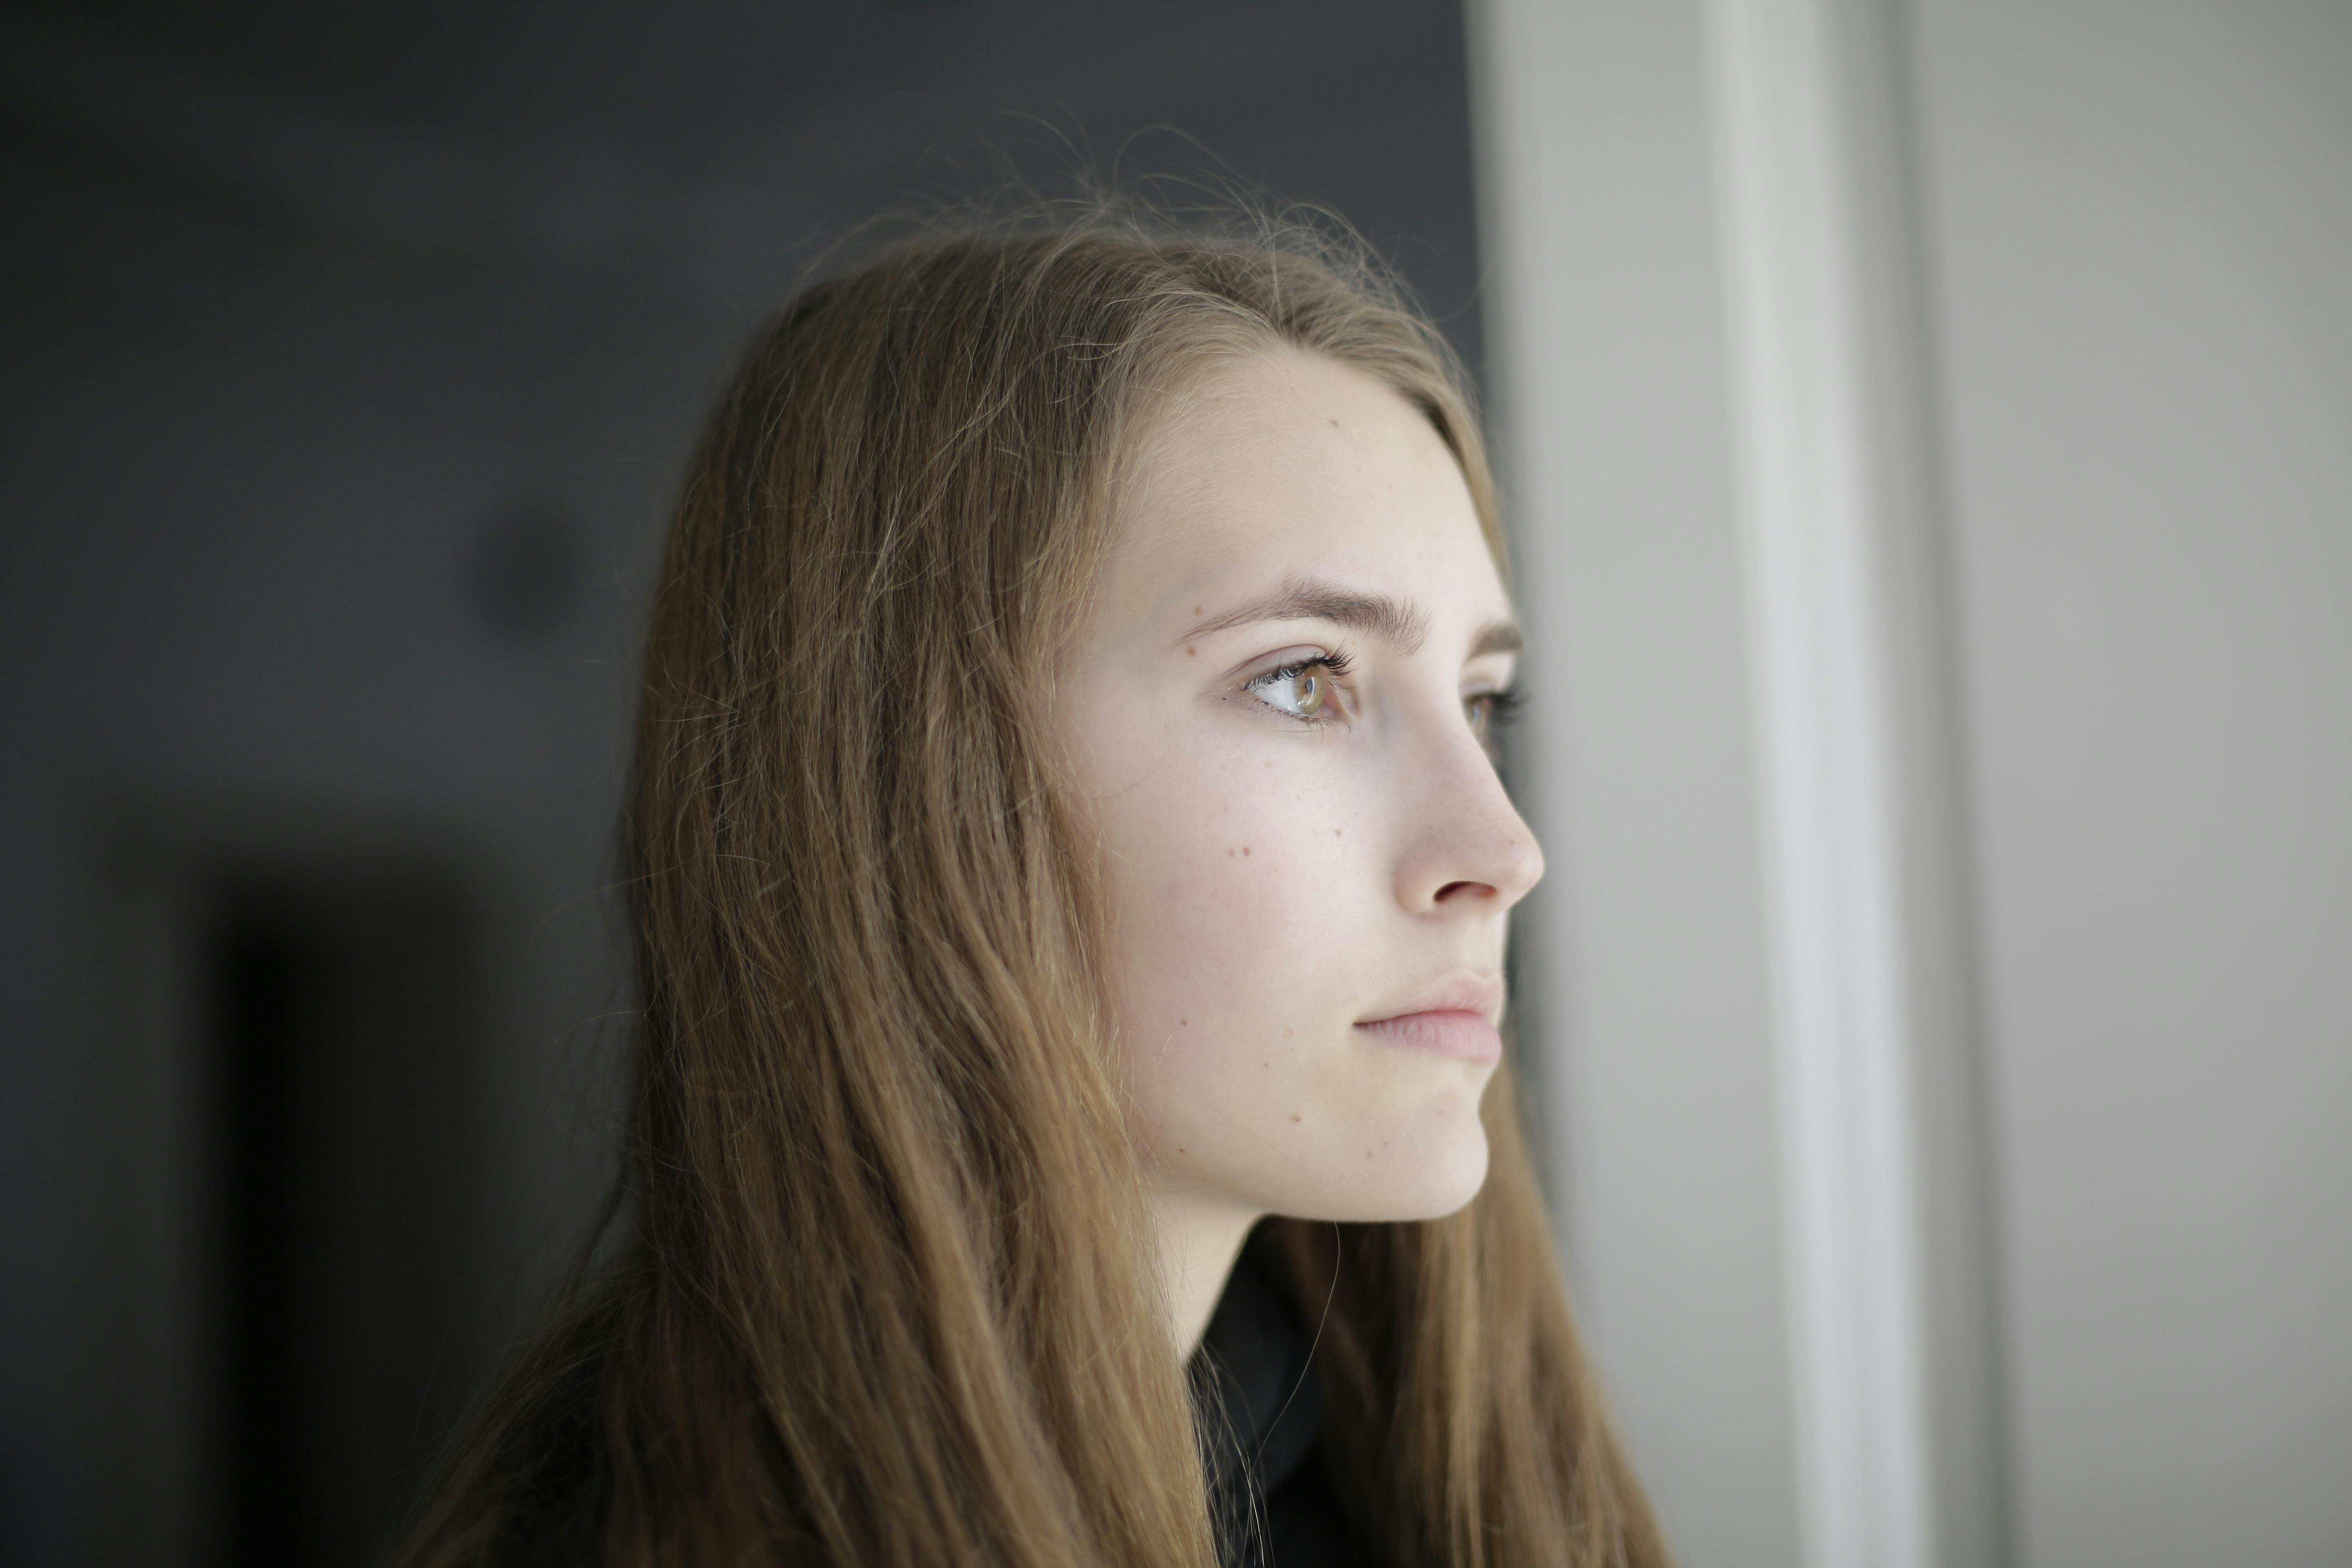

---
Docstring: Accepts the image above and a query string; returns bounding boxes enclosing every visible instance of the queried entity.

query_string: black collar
[1188,1244,1327,1561]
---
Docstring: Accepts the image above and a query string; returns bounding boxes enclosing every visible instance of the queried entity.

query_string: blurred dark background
[0,4,1486,1563]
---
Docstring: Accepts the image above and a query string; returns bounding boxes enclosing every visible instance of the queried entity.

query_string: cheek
[1105,744,1358,1054]
[1094,740,1493,1223]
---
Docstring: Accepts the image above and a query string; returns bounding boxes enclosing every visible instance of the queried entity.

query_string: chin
[1280,1124,1494,1225]
[1392,1134,1495,1220]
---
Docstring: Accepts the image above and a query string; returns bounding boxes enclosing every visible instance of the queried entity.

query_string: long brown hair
[394,211,1667,1568]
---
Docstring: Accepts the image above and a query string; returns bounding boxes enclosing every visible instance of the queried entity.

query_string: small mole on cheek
[1186,645,1197,657]
[1290,1114,1302,1123]
[1242,846,1251,857]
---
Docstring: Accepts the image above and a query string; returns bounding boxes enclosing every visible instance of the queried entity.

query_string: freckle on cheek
[1290,1114,1301,1123]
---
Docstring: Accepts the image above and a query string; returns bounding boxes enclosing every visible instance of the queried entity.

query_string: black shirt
[497,1249,1372,1566]
[1187,1245,1369,1568]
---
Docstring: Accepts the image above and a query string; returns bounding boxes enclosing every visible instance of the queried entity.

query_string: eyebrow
[1179,573,1523,662]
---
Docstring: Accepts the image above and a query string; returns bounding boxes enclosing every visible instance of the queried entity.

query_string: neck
[1149,1182,1264,1359]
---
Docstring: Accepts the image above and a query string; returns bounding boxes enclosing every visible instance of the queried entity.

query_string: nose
[1391,712,1546,917]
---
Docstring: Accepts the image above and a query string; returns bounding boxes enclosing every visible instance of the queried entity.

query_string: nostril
[1433,880,1490,904]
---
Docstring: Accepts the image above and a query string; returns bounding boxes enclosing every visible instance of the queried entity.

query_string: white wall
[1469,4,1804,1562]
[1472,2,2352,1565]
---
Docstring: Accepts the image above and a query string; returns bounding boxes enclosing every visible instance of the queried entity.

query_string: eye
[1464,686,1524,746]
[1244,651,1354,723]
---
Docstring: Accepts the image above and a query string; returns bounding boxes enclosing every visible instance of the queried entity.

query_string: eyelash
[1244,649,1357,725]
[1468,687,1526,729]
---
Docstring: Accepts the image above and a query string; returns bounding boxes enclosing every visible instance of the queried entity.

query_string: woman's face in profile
[1058,346,1542,1230]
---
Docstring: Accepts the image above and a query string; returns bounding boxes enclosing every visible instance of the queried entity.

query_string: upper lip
[1356,974,1504,1027]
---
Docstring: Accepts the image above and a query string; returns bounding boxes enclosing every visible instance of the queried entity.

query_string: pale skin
[1054,346,1545,1356]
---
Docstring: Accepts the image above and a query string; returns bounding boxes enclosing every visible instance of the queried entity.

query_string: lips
[1353,976,1505,1064]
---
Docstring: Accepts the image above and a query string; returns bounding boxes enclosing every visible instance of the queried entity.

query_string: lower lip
[1353,1010,1502,1064]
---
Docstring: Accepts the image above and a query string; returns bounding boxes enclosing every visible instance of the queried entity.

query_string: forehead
[1106,348,1508,635]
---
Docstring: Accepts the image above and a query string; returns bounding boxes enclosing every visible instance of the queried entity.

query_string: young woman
[396,213,1667,1568]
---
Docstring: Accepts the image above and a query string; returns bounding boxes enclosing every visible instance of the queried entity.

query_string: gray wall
[1914,4,2352,1562]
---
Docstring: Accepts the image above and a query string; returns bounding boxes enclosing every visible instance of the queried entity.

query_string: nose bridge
[1393,696,1545,912]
